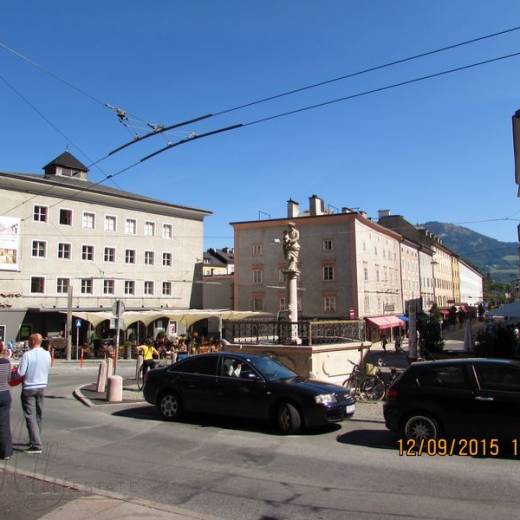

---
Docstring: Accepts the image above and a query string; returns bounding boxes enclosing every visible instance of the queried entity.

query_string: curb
[72,384,94,408]
[1,465,221,520]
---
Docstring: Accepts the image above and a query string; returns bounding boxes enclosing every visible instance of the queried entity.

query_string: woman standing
[0,342,13,460]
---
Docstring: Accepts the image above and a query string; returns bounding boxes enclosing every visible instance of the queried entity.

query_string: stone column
[286,270,301,345]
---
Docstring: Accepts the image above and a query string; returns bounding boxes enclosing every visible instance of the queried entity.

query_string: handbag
[9,366,23,387]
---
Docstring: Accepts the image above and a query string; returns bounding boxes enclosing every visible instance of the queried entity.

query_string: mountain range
[422,222,517,283]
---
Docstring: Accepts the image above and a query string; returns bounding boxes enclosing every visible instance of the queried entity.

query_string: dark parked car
[143,352,356,434]
[384,358,520,441]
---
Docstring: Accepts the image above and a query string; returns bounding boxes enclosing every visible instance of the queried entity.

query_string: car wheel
[277,402,302,434]
[158,392,182,421]
[403,414,440,441]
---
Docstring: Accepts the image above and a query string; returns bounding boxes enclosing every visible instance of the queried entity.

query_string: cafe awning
[62,309,271,330]
[365,316,405,330]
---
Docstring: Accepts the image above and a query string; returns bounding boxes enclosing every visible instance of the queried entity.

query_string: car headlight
[314,393,338,405]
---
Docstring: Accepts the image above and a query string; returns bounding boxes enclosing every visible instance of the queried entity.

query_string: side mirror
[247,372,261,381]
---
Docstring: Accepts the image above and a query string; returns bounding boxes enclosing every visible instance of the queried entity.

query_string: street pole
[66,285,73,361]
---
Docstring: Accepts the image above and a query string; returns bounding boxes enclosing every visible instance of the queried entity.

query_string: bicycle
[342,360,386,401]
[136,357,144,390]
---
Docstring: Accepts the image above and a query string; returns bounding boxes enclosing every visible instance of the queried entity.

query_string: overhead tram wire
[101,24,520,159]
[4,48,520,224]
[2,25,520,168]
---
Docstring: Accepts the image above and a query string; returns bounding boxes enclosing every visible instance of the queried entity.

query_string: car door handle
[475,396,494,401]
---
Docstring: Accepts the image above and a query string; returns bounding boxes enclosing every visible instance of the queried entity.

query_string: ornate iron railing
[223,319,365,346]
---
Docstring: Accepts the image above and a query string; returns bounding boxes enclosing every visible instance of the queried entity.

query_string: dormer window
[59,167,81,178]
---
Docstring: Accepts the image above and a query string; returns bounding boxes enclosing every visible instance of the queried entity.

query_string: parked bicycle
[342,360,386,401]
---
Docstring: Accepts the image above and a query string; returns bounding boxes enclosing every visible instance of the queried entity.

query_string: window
[322,239,334,251]
[58,243,71,260]
[144,251,154,265]
[125,249,135,264]
[145,221,155,236]
[104,215,116,232]
[125,281,135,295]
[125,219,136,234]
[59,209,72,225]
[279,296,287,311]
[144,281,154,295]
[252,244,263,256]
[33,205,47,222]
[364,267,368,281]
[32,240,46,258]
[323,295,336,312]
[104,247,115,262]
[475,364,520,391]
[418,366,469,389]
[364,295,370,313]
[31,276,45,293]
[57,278,70,294]
[163,224,172,239]
[252,269,263,284]
[323,265,334,281]
[104,280,115,295]
[82,212,95,229]
[81,279,93,294]
[162,282,171,295]
[163,252,172,266]
[376,269,380,282]
[82,245,94,261]
[252,296,264,311]
[221,358,256,379]
[60,167,80,177]
[174,356,218,376]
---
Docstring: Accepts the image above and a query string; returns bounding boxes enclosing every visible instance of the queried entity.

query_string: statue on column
[282,222,300,273]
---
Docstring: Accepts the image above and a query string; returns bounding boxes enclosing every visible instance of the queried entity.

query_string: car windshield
[249,356,297,381]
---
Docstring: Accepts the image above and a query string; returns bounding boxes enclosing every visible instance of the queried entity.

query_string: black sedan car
[384,358,520,441]
[143,352,355,434]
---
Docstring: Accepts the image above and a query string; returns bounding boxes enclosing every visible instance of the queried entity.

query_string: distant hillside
[422,222,517,283]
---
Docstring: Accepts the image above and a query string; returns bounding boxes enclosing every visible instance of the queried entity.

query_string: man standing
[18,333,51,454]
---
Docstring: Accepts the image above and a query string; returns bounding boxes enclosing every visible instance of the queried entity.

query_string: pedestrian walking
[18,333,51,454]
[0,342,13,460]
[381,333,388,352]
[395,334,402,353]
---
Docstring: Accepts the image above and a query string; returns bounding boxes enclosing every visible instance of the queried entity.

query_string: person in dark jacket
[0,342,13,460]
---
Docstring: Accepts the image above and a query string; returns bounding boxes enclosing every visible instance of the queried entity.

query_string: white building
[459,260,484,304]
[0,152,211,342]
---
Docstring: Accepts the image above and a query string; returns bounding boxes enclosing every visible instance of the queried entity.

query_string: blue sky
[1,1,520,247]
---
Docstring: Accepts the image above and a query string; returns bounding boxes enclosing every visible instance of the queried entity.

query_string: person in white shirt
[17,333,51,454]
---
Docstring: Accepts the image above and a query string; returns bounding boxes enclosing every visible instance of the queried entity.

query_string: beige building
[451,255,461,305]
[429,238,454,308]
[378,213,435,312]
[0,152,211,341]
[232,195,403,320]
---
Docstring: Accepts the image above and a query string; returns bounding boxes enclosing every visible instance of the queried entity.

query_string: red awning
[365,316,405,330]
[440,309,450,316]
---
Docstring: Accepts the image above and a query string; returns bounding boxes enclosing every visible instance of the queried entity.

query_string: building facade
[459,260,484,304]
[232,195,403,319]
[0,152,211,341]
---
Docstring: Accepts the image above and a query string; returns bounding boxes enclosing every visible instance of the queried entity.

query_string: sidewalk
[0,466,220,520]
[75,377,145,406]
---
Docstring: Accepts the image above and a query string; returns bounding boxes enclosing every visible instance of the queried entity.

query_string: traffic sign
[111,300,125,317]
[75,319,81,328]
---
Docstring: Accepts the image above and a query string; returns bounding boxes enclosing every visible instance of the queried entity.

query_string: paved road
[4,365,520,520]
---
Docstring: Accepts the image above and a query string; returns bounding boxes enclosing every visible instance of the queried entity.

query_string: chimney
[359,211,368,218]
[287,198,300,218]
[378,209,390,220]
[309,194,324,216]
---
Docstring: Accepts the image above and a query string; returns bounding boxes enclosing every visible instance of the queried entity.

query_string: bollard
[79,348,84,368]
[106,375,123,402]
[96,360,107,393]
[106,356,114,378]
[51,348,55,368]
